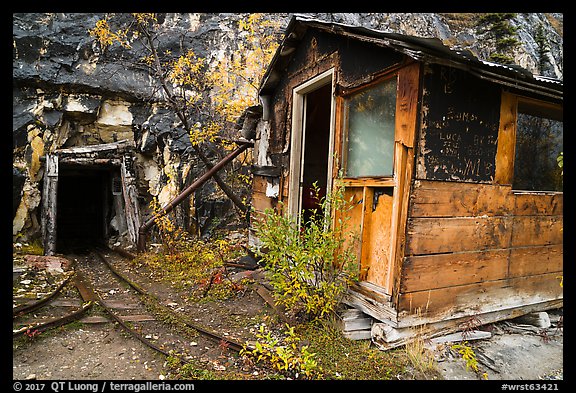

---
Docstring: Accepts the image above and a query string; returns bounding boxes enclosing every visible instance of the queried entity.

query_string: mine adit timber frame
[137,138,254,252]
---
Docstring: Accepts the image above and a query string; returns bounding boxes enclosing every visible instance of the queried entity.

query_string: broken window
[343,77,397,178]
[513,99,563,192]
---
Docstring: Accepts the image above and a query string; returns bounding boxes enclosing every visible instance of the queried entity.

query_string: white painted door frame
[287,68,336,220]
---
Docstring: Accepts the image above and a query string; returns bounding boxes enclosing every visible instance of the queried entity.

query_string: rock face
[12,13,563,246]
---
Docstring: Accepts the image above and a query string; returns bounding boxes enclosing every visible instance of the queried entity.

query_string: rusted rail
[13,301,93,338]
[73,269,177,360]
[96,248,245,353]
[13,274,74,318]
[137,140,253,252]
[14,248,251,374]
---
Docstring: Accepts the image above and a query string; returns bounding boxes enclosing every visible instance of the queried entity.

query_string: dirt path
[12,250,563,382]
[13,324,166,380]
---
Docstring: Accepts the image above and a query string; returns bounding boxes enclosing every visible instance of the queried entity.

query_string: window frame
[340,73,399,182]
[495,91,563,194]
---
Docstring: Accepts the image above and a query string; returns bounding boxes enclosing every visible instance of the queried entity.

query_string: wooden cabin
[249,16,563,346]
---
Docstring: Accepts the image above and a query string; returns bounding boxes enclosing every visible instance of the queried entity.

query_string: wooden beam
[388,62,421,299]
[371,299,562,350]
[41,154,58,256]
[55,139,134,155]
[494,91,517,185]
[397,272,563,327]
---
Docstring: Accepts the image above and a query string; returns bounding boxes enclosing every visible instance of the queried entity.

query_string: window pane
[344,78,396,177]
[513,111,563,191]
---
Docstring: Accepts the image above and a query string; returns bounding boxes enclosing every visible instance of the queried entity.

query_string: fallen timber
[13,300,93,338]
[137,139,254,252]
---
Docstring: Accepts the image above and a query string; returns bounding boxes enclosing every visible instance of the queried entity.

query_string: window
[343,77,397,177]
[513,99,563,192]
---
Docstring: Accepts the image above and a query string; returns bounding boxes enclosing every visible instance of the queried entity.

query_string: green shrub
[252,181,359,321]
[241,324,320,379]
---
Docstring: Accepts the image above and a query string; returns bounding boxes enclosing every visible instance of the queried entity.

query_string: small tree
[88,13,281,217]
[476,13,519,65]
[253,181,360,321]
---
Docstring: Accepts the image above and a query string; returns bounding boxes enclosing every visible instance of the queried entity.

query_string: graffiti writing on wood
[421,65,501,183]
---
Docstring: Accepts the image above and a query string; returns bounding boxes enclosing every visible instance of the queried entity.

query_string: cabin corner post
[388,62,421,301]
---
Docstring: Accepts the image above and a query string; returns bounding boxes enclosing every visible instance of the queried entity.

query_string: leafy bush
[241,324,320,379]
[252,181,359,321]
[140,198,245,300]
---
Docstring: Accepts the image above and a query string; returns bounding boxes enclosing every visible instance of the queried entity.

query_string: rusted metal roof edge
[259,15,562,100]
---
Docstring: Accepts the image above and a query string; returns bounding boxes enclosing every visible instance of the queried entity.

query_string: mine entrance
[55,164,117,253]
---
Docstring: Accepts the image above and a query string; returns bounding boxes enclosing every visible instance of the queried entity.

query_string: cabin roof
[259,15,563,101]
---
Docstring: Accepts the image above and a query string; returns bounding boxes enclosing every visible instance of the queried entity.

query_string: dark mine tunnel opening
[56,165,117,254]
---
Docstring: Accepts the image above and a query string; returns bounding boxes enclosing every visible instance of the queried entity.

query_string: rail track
[13,248,253,373]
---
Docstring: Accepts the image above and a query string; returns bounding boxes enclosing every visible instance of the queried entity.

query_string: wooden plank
[394,62,421,148]
[409,180,514,218]
[511,215,563,247]
[405,216,513,255]
[509,245,563,277]
[494,91,517,185]
[121,157,141,246]
[401,244,564,293]
[343,284,397,326]
[337,186,364,266]
[401,249,509,293]
[252,176,269,194]
[41,154,58,256]
[337,308,373,331]
[331,96,344,181]
[251,191,273,214]
[55,139,134,155]
[372,298,562,349]
[359,187,374,281]
[513,192,563,216]
[341,178,395,187]
[397,272,563,327]
[388,62,420,296]
[362,188,394,288]
[409,181,565,218]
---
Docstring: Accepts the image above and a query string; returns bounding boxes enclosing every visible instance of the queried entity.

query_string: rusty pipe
[137,140,253,251]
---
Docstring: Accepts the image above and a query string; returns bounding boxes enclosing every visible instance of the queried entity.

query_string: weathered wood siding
[398,180,563,326]
[395,66,563,327]
[251,26,563,330]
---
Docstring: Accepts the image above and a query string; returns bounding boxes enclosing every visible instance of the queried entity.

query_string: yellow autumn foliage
[88,13,280,149]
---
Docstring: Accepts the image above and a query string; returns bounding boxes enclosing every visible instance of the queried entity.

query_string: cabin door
[339,76,398,293]
[338,64,419,296]
[288,69,335,224]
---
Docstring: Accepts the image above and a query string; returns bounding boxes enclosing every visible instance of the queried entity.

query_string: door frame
[287,68,336,220]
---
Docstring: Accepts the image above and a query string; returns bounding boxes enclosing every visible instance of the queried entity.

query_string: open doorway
[288,69,335,224]
[301,83,332,223]
[55,164,119,253]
